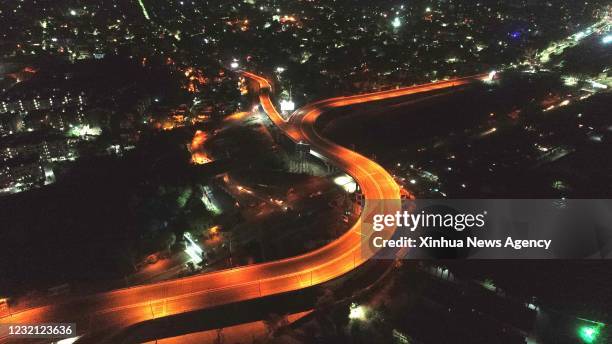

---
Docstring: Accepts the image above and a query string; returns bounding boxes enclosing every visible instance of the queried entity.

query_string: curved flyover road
[1,72,485,343]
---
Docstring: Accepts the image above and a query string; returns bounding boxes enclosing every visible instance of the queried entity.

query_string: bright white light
[589,80,608,89]
[230,62,239,69]
[603,35,612,44]
[70,9,77,16]
[334,174,357,193]
[185,246,202,263]
[201,186,221,214]
[55,337,82,344]
[184,233,203,263]
[481,127,497,136]
[487,70,497,82]
[280,99,295,111]
[425,7,432,12]
[276,67,285,73]
[349,303,366,320]
[137,0,151,20]
[69,124,102,137]
[334,175,351,185]
[392,17,401,28]
[44,167,55,185]
[563,76,578,86]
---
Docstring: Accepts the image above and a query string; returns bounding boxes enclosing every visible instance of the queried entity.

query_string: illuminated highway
[1,72,484,343]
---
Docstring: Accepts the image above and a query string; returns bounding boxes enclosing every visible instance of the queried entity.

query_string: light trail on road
[1,71,485,344]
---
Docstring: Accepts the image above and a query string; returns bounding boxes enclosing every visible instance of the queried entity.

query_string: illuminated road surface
[0,72,485,343]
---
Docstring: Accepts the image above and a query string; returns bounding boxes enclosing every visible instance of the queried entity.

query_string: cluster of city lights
[68,124,102,137]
